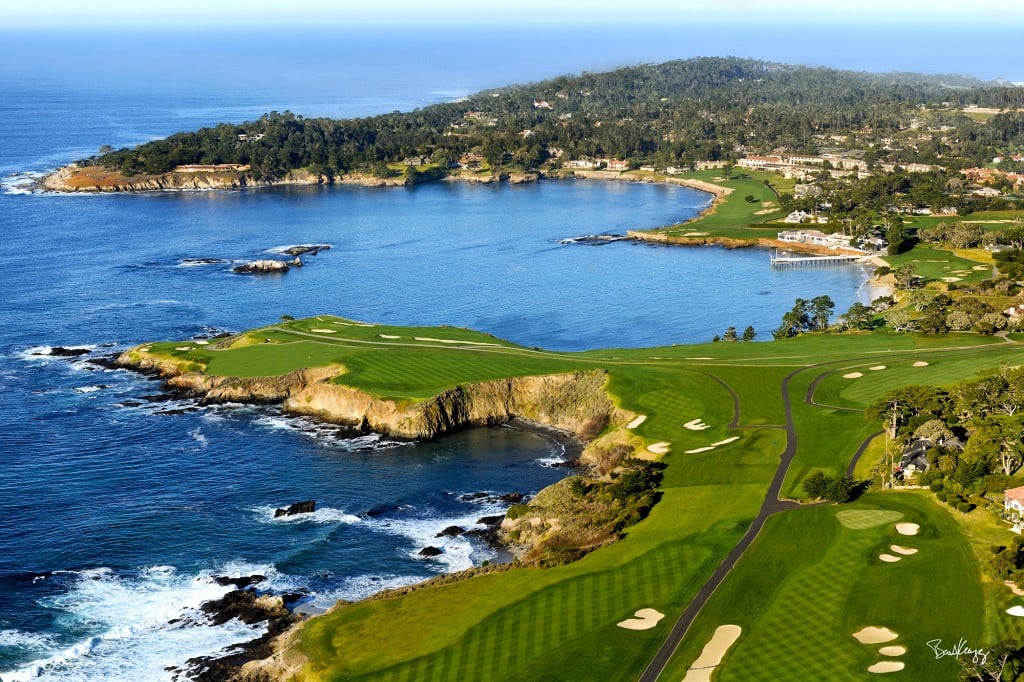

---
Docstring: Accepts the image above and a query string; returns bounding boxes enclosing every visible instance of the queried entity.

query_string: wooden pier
[770,250,866,269]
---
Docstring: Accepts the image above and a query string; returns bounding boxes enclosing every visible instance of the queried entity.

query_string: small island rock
[274,500,316,517]
[435,526,465,538]
[233,260,290,274]
[418,546,444,557]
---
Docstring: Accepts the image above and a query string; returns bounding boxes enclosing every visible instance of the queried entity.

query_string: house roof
[1006,486,1024,504]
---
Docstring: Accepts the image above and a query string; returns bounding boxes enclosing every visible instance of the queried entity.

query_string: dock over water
[770,251,866,268]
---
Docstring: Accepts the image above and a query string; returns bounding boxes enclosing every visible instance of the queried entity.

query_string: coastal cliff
[40,163,538,193]
[115,347,623,442]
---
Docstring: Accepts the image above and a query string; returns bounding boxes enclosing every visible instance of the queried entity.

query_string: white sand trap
[682,624,742,682]
[867,661,905,673]
[685,446,716,454]
[843,372,864,379]
[912,361,929,367]
[1007,606,1024,617]
[626,415,647,429]
[878,554,902,563]
[1005,581,1024,597]
[647,442,671,454]
[941,276,962,283]
[378,334,401,339]
[194,339,209,345]
[890,545,917,556]
[616,608,664,630]
[895,523,920,536]
[878,646,907,656]
[681,231,709,237]
[853,626,899,644]
[686,357,714,361]
[310,328,336,333]
[684,418,711,431]
[711,437,740,447]
[973,265,990,271]
[413,336,499,346]
[174,346,194,351]
[869,365,886,371]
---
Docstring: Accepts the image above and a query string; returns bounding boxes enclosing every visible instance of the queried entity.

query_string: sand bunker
[194,340,209,345]
[867,661,905,673]
[681,624,742,682]
[681,231,709,237]
[869,365,886,371]
[647,442,671,454]
[684,418,711,431]
[878,646,907,656]
[973,265,990,271]
[878,554,902,563]
[1005,581,1024,597]
[843,372,863,379]
[895,523,920,536]
[1007,605,1024,617]
[174,347,194,351]
[890,545,917,556]
[626,415,647,429]
[378,334,401,339]
[412,336,498,346]
[616,608,665,630]
[309,328,336,333]
[942,277,962,282]
[711,437,740,447]
[685,447,716,454]
[912,361,929,367]
[853,626,899,644]
[685,357,714,361]
[836,509,904,530]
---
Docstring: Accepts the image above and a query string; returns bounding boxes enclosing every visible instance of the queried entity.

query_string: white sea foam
[72,385,104,394]
[189,428,208,447]
[0,565,262,682]
[251,505,361,526]
[362,507,503,572]
[0,630,55,653]
[251,414,411,451]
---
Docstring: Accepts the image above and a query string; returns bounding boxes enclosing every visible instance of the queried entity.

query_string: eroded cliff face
[40,164,409,193]
[116,348,621,442]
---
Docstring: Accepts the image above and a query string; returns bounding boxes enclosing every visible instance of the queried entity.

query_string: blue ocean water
[0,23,955,681]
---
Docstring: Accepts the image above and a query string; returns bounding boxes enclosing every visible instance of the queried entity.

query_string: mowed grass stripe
[356,543,703,681]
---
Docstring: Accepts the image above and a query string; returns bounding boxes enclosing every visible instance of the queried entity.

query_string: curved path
[638,367,803,682]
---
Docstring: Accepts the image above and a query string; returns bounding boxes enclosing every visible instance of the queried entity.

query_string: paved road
[640,339,1022,681]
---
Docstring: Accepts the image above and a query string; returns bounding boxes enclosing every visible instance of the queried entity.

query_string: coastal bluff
[116,347,624,442]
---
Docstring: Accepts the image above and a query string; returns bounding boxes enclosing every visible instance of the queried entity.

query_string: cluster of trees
[87,57,1024,184]
[801,471,858,503]
[712,326,756,342]
[772,296,835,338]
[865,367,1024,494]
[918,221,989,249]
[995,249,1024,281]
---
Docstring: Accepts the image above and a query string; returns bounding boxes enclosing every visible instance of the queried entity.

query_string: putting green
[836,509,904,530]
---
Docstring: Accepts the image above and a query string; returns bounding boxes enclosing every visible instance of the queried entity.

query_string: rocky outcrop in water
[34,346,90,357]
[274,501,316,518]
[232,260,290,275]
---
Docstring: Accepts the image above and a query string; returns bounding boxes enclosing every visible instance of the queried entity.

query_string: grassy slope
[661,492,982,682]
[654,169,789,239]
[136,318,1023,680]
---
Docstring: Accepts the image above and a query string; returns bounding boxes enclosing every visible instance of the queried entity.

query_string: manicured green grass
[880,243,991,285]
[662,492,982,682]
[136,318,1022,680]
[654,169,788,238]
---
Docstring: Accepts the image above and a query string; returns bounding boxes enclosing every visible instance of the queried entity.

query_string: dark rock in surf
[274,500,316,517]
[418,546,443,557]
[435,525,465,538]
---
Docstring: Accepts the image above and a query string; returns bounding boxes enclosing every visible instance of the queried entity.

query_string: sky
[5,0,1022,26]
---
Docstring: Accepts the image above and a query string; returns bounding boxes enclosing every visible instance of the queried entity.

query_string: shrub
[505,503,530,520]
[992,545,1006,554]
[957,502,975,513]
[935,491,948,502]
[929,481,944,492]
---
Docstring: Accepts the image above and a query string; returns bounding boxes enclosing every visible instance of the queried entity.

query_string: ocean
[0,21,997,681]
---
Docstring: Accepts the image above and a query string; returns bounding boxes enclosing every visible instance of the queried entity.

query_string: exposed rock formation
[232,260,290,274]
[274,501,316,518]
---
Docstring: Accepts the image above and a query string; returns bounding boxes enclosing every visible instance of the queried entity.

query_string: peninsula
[120,306,1024,681]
